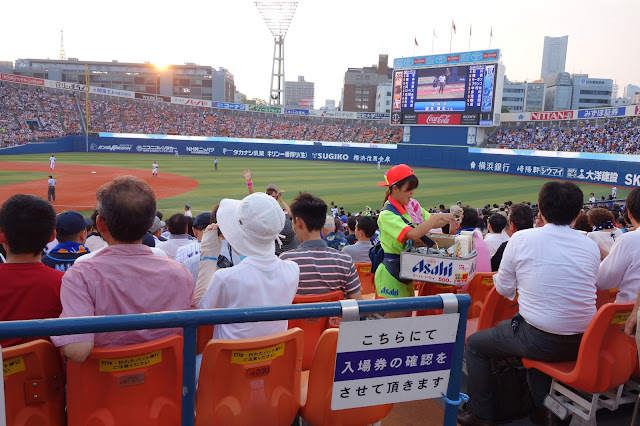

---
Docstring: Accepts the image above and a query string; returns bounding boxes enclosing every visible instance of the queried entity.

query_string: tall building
[540,36,568,79]
[544,72,573,111]
[625,84,640,99]
[342,54,392,112]
[501,78,526,112]
[284,76,315,108]
[524,81,544,112]
[544,72,612,110]
[375,82,392,113]
[12,58,235,102]
[570,75,612,109]
[501,78,544,112]
[323,100,337,111]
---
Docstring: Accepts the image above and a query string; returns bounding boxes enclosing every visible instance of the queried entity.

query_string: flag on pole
[470,24,472,36]
[490,26,493,38]
[452,20,456,34]
[415,37,418,46]
[433,29,437,39]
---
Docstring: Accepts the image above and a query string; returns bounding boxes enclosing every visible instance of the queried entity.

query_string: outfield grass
[0,153,629,216]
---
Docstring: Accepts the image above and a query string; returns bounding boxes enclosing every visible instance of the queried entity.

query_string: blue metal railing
[0,295,470,426]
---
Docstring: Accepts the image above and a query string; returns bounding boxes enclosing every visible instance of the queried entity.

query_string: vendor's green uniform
[374,199,430,298]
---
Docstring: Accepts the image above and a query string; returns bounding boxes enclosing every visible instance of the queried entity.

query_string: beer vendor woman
[375,164,457,317]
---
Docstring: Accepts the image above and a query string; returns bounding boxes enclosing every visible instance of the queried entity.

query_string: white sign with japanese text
[331,314,460,410]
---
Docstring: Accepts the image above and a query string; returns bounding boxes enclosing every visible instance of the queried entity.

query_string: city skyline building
[540,35,568,79]
[284,75,314,108]
[341,54,392,112]
[11,58,235,102]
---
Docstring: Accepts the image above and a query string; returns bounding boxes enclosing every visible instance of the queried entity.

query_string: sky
[1,0,639,105]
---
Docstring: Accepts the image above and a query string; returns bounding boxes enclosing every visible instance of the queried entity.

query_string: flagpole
[449,23,453,53]
[489,26,492,49]
[469,25,471,50]
[432,30,435,54]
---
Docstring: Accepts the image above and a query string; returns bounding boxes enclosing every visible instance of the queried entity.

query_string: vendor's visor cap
[377,164,415,187]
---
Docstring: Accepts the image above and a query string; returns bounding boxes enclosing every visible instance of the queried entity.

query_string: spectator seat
[66,335,183,426]
[465,286,519,342]
[522,302,637,422]
[195,328,303,425]
[289,290,344,370]
[2,339,65,426]
[299,329,394,425]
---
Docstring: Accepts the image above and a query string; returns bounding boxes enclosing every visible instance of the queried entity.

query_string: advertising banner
[394,49,501,69]
[172,97,212,107]
[311,110,358,119]
[249,105,282,114]
[417,114,461,125]
[284,108,310,116]
[529,111,574,121]
[44,81,88,92]
[1,73,44,86]
[212,101,247,111]
[577,107,625,119]
[135,93,171,103]
[357,112,390,120]
[91,87,135,98]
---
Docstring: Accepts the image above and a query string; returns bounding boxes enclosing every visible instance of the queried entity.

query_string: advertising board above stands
[0,72,390,121]
[501,105,640,122]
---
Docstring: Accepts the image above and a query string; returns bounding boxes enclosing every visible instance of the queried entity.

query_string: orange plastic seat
[300,329,394,425]
[66,335,183,426]
[522,302,637,421]
[289,290,344,370]
[595,288,619,309]
[2,339,65,426]
[465,286,519,342]
[416,282,457,316]
[195,328,303,426]
[354,262,375,296]
[196,324,214,355]
[463,272,496,319]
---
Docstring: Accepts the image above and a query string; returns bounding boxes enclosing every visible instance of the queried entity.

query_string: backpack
[369,242,384,274]
[368,203,436,274]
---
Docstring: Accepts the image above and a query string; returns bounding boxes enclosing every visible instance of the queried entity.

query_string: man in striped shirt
[280,193,362,300]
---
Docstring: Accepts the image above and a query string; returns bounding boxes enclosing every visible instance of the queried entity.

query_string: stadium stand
[489,117,640,154]
[0,82,402,146]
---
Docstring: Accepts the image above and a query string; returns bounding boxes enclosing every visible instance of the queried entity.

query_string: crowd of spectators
[2,165,640,424]
[0,82,82,146]
[0,82,402,146]
[490,118,640,154]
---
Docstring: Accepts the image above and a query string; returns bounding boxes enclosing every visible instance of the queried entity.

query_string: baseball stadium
[2,4,640,426]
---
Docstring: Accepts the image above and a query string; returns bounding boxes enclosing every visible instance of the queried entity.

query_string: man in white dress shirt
[458,182,600,426]
[596,187,640,303]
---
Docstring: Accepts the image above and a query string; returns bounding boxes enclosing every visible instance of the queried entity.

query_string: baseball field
[0,153,630,217]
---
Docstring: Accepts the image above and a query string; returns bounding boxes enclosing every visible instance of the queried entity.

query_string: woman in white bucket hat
[198,192,300,340]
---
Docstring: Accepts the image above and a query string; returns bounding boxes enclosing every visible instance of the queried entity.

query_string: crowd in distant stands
[490,118,640,154]
[0,82,402,147]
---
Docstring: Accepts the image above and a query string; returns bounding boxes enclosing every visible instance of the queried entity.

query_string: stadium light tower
[255,1,298,106]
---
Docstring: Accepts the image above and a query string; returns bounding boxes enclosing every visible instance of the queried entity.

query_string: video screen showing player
[415,66,466,101]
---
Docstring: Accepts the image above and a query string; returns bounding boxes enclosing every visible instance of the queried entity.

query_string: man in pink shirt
[51,175,194,363]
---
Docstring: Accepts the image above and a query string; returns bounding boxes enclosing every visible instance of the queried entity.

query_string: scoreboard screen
[391,63,498,126]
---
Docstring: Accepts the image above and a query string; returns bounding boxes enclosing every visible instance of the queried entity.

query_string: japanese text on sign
[331,314,459,410]
[99,350,162,372]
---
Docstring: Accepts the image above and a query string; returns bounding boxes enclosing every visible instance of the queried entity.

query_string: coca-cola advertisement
[417,113,461,125]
